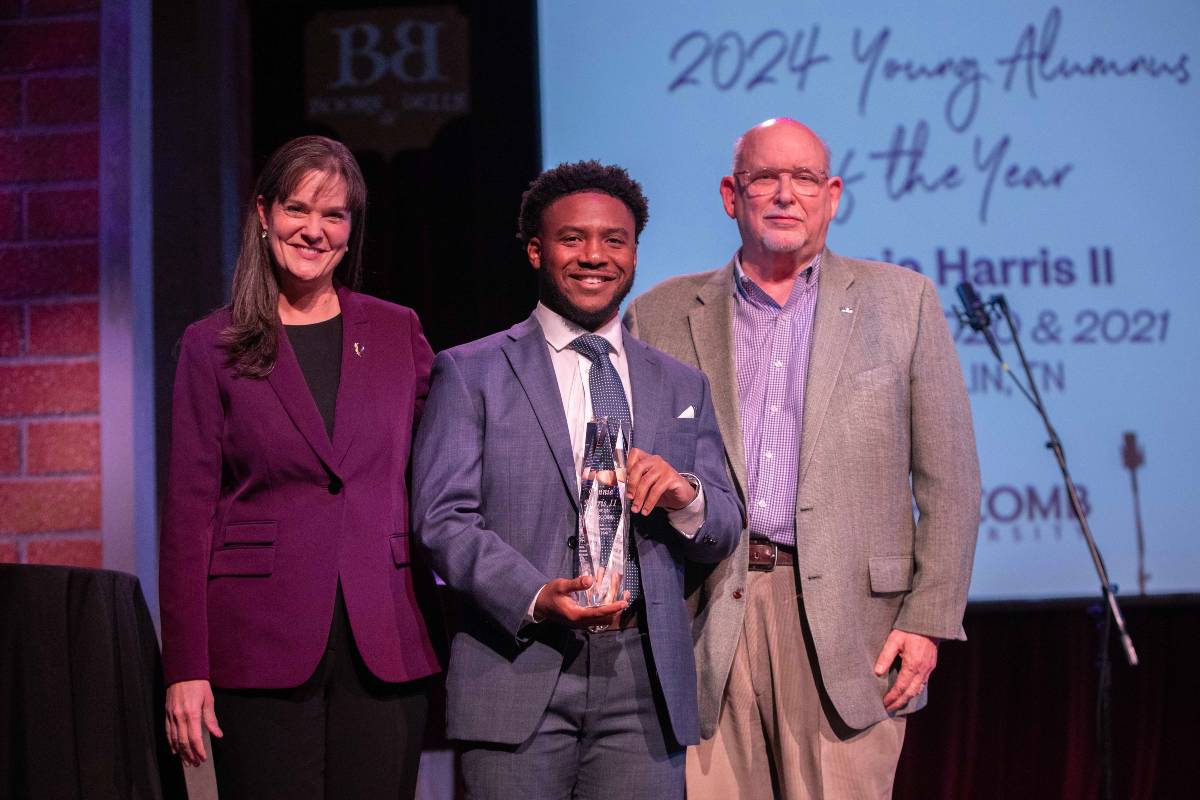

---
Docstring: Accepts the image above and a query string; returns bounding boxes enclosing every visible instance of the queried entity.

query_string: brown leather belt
[748,537,796,572]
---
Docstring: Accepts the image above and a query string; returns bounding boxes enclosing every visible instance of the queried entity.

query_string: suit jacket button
[328,478,343,495]
[702,535,715,545]
[566,535,577,549]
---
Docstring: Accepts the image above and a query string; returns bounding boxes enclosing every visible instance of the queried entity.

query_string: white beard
[760,229,808,253]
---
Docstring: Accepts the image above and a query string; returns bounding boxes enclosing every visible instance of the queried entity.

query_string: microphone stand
[957,294,1138,800]
[1121,433,1149,596]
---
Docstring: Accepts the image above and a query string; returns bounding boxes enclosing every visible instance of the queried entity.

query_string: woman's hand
[165,679,223,766]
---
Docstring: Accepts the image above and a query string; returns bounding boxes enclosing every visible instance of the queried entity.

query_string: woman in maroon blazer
[160,136,439,799]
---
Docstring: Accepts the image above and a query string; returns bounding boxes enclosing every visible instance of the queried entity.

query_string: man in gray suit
[413,161,742,799]
[625,118,981,798]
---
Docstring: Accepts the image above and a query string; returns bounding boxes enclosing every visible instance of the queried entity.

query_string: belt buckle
[749,537,778,572]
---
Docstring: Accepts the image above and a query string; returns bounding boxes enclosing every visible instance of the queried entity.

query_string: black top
[284,314,343,438]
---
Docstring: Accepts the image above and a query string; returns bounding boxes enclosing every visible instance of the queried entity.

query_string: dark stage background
[145,2,1195,798]
[247,0,540,351]
[894,597,1196,799]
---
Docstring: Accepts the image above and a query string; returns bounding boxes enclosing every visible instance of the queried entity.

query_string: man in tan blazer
[624,118,981,799]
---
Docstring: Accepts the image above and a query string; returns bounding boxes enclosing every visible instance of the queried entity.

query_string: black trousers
[211,586,430,800]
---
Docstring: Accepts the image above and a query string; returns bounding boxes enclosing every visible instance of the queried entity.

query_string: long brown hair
[222,135,368,377]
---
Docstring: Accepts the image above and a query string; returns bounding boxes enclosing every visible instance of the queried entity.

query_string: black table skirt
[0,564,186,800]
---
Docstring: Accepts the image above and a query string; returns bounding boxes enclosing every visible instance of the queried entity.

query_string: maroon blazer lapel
[332,285,370,468]
[267,326,336,471]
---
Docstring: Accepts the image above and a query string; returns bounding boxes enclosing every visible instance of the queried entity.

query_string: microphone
[956,281,991,332]
[1121,432,1144,471]
[1121,431,1150,595]
[955,281,1004,362]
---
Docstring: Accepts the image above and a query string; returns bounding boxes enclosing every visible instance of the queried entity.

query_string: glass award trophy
[576,417,631,631]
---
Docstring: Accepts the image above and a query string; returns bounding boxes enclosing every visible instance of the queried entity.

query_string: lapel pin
[840,306,854,314]
[354,342,365,357]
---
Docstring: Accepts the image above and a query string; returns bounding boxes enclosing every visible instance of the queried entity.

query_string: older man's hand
[874,629,940,712]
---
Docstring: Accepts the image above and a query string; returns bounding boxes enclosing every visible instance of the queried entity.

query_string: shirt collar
[534,302,625,359]
[733,251,823,302]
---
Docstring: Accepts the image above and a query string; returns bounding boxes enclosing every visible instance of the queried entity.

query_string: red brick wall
[0,0,101,567]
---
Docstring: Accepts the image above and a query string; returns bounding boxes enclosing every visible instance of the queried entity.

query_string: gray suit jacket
[412,315,743,746]
[625,250,981,733]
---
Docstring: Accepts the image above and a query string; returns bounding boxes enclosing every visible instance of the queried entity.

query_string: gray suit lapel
[688,262,748,498]
[502,316,579,511]
[623,333,664,565]
[622,332,662,455]
[799,250,858,488]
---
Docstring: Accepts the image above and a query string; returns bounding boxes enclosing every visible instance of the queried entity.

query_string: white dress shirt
[525,304,706,622]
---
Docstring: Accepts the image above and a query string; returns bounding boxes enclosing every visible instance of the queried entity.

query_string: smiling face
[256,169,351,293]
[527,191,637,331]
[720,120,842,267]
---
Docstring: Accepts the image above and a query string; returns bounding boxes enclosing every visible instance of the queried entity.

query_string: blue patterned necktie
[569,334,640,603]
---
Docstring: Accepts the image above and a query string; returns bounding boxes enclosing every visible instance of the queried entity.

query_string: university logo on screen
[980,483,1089,543]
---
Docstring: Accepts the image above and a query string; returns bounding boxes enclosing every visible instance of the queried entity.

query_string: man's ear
[527,236,543,270]
[719,176,738,220]
[825,175,844,220]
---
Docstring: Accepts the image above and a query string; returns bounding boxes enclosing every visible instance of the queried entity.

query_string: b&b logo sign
[305,7,470,153]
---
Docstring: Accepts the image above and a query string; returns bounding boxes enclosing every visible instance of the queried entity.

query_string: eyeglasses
[734,167,828,198]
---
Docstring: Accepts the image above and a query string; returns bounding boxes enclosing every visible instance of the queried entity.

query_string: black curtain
[895,597,1197,799]
[248,0,541,352]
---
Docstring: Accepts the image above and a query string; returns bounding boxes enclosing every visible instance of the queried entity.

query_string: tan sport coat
[624,250,981,734]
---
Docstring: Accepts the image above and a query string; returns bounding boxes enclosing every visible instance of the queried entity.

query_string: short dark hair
[517,160,649,243]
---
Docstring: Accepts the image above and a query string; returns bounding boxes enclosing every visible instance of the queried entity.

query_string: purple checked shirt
[733,253,821,547]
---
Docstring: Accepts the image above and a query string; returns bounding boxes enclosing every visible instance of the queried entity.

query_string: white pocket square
[677,405,695,419]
